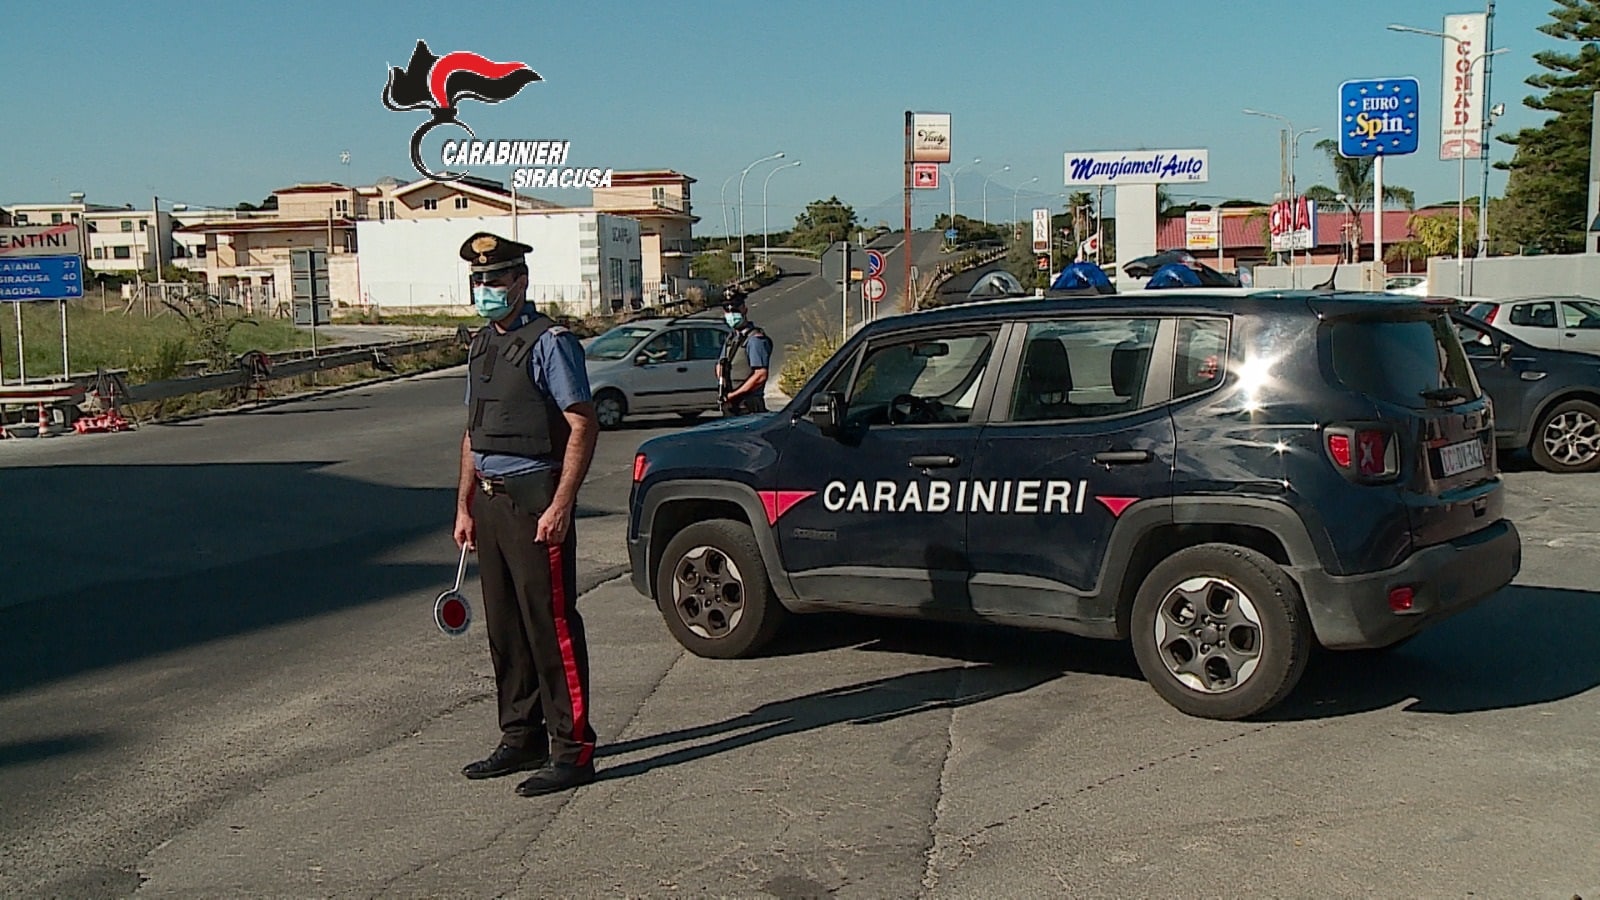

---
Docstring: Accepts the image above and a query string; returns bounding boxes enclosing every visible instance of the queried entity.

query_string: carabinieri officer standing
[452,231,601,797]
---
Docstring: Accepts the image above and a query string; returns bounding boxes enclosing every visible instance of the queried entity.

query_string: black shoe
[462,744,549,780]
[514,762,596,797]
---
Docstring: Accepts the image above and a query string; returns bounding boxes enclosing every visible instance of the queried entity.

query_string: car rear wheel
[594,389,627,429]
[655,519,787,659]
[1131,543,1310,720]
[1531,398,1600,473]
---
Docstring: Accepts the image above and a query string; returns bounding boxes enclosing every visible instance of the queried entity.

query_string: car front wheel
[594,389,627,429]
[1531,398,1600,473]
[1130,543,1310,720]
[655,519,787,659]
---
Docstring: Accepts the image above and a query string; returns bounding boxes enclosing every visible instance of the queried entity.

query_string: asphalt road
[3,363,1599,897]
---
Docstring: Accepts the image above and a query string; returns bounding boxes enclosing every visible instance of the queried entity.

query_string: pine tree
[1494,0,1600,253]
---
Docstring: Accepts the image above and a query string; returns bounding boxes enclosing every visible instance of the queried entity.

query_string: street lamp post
[720,174,737,247]
[1335,192,1362,263]
[737,152,785,279]
[980,165,1010,225]
[1244,109,1320,277]
[1012,176,1039,232]
[761,160,801,268]
[948,157,981,243]
[1389,23,1507,294]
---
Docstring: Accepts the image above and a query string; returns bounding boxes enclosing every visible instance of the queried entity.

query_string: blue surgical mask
[473,285,512,319]
[724,312,745,327]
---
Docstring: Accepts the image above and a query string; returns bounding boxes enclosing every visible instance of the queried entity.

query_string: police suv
[626,290,1522,719]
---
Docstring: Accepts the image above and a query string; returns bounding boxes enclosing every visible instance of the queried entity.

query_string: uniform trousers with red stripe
[474,485,596,767]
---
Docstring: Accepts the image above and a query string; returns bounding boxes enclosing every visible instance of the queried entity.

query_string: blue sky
[0,0,1565,234]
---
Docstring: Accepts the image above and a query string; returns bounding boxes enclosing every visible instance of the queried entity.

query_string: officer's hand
[536,501,572,546]
[454,509,476,552]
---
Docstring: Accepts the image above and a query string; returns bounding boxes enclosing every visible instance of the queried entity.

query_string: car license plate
[1438,439,1486,477]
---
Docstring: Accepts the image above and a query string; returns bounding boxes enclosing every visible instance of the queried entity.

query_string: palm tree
[1303,138,1415,212]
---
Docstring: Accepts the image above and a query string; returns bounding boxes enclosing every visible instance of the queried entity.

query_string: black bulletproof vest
[720,324,765,384]
[467,316,567,459]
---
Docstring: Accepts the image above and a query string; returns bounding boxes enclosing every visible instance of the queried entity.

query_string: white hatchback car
[1463,296,1600,357]
[582,315,732,428]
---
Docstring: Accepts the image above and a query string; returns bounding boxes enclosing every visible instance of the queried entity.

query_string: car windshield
[585,326,656,360]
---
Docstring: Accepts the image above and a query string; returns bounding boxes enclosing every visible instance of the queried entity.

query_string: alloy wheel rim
[596,396,623,427]
[671,545,746,639]
[1152,576,1263,694]
[1541,411,1600,466]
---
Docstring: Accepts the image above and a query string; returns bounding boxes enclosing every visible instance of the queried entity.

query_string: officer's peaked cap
[459,231,532,274]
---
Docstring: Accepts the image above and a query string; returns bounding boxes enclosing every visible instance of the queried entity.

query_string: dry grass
[777,308,843,397]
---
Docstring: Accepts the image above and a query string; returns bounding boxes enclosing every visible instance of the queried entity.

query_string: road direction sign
[0,254,83,301]
[944,228,958,241]
[863,275,887,303]
[865,249,886,277]
[1,224,81,258]
[1339,77,1420,158]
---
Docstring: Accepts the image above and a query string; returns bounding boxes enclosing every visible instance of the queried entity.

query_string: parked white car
[1463,296,1600,357]
[1384,275,1430,297]
[582,315,732,428]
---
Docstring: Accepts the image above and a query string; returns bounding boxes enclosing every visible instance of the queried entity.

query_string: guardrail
[917,247,1010,307]
[124,337,461,404]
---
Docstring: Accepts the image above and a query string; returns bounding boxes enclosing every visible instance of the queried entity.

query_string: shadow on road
[0,463,452,696]
[748,583,1598,724]
[593,663,1057,780]
[0,733,110,770]
[1275,585,1600,719]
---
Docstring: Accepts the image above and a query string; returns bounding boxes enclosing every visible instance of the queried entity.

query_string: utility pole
[840,239,850,337]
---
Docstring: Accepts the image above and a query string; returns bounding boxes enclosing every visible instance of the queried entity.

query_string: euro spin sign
[1338,77,1420,159]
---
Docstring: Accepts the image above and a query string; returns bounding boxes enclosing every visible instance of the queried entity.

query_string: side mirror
[1498,342,1513,367]
[809,390,845,437]
[633,354,649,367]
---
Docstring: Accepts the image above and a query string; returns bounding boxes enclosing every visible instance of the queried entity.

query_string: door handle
[1093,449,1153,466]
[908,454,960,469]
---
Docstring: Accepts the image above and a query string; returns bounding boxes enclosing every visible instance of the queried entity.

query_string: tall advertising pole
[1476,0,1496,260]
[903,110,913,313]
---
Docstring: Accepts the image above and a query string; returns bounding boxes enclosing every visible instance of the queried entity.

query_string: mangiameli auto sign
[1062,149,1210,185]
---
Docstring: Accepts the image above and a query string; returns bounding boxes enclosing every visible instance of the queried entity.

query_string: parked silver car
[1464,296,1600,357]
[582,315,731,428]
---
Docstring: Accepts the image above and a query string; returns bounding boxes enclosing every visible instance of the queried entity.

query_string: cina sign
[1269,197,1317,252]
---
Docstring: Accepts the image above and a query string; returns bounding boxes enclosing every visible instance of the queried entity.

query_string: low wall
[1429,253,1600,299]
[1247,262,1378,291]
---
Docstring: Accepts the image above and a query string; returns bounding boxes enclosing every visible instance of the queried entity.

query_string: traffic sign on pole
[0,254,83,301]
[863,275,887,303]
[865,249,886,277]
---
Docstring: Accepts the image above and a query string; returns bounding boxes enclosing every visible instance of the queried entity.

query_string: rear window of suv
[1329,315,1479,409]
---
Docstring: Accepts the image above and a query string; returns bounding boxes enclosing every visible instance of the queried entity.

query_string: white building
[356,212,642,315]
[0,201,183,275]
[83,208,175,273]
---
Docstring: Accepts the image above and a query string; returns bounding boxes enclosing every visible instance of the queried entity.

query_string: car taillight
[633,453,649,483]
[1327,433,1352,468]
[1325,425,1399,482]
[1483,305,1498,324]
